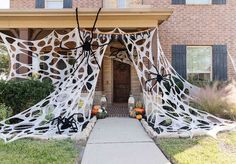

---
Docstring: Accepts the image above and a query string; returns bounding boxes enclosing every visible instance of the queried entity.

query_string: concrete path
[81,118,170,164]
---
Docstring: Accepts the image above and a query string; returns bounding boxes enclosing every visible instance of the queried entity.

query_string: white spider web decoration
[0,28,111,142]
[0,27,235,143]
[120,28,236,138]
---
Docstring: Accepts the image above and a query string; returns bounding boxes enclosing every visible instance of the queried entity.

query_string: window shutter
[63,0,72,8]
[172,0,186,4]
[212,0,226,4]
[172,45,187,79]
[35,0,45,8]
[212,45,227,81]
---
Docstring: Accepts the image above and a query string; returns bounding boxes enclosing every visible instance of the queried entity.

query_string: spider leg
[72,50,84,68]
[91,51,101,70]
[150,80,158,92]
[57,119,62,134]
[163,74,171,78]
[90,8,102,42]
[51,117,57,125]
[71,120,78,132]
[92,37,113,47]
[72,52,86,75]
[60,41,83,51]
[152,65,160,75]
[76,8,85,44]
[149,72,159,76]
[145,78,157,91]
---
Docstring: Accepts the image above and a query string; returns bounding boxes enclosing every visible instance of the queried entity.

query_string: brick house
[0,0,235,106]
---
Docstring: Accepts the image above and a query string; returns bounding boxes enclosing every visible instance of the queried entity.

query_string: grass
[0,139,79,164]
[155,131,236,164]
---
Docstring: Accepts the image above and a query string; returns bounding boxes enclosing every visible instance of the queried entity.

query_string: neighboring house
[0,0,235,104]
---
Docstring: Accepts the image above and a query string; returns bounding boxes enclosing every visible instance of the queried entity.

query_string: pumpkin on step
[92,105,100,116]
[134,108,145,115]
[136,114,142,120]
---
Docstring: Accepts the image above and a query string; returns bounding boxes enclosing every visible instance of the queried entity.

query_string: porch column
[18,28,30,74]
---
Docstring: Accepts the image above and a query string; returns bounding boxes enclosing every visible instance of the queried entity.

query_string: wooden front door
[113,60,131,103]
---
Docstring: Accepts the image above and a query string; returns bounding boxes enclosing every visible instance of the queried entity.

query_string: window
[187,46,212,81]
[186,0,211,4]
[103,0,127,8]
[117,0,126,8]
[0,0,10,9]
[46,0,63,9]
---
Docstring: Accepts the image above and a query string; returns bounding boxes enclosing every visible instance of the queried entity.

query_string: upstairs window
[172,0,226,5]
[46,0,63,9]
[36,0,72,9]
[0,0,10,9]
[117,0,126,8]
[186,0,211,4]
[187,46,212,81]
[103,0,127,8]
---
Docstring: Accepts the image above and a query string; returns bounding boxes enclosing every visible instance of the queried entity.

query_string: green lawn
[156,131,236,164]
[0,139,79,164]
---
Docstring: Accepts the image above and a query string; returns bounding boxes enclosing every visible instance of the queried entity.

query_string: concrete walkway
[81,118,170,164]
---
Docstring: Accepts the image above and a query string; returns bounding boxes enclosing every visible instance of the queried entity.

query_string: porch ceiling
[0,8,172,28]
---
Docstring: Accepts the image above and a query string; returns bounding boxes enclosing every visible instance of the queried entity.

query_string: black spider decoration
[145,65,172,92]
[51,113,84,134]
[60,8,111,75]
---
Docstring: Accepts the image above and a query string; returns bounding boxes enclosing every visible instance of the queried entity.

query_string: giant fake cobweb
[0,9,235,142]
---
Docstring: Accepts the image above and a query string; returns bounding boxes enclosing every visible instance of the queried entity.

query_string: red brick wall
[11,0,35,9]
[78,0,102,8]
[144,0,236,78]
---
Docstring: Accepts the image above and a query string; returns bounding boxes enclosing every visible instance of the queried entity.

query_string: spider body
[60,8,112,76]
[51,113,84,134]
[145,65,172,92]
[82,40,92,52]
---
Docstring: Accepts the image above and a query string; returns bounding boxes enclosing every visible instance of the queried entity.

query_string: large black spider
[51,113,84,134]
[60,8,111,75]
[145,65,172,92]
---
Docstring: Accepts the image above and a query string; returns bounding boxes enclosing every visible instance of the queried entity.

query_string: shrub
[0,103,12,121]
[191,81,236,120]
[0,79,54,115]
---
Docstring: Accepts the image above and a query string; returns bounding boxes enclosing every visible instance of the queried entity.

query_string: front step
[107,103,130,117]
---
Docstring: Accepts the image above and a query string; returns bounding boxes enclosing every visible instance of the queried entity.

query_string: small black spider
[145,65,172,92]
[51,113,84,134]
[60,8,112,76]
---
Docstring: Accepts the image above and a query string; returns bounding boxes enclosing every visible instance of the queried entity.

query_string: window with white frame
[45,0,63,9]
[0,0,10,9]
[187,46,212,81]
[186,0,211,4]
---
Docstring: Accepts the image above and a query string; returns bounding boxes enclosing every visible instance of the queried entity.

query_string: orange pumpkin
[134,108,145,114]
[136,114,142,120]
[92,105,100,115]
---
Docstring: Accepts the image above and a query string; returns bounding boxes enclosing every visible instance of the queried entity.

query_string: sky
[0,0,10,9]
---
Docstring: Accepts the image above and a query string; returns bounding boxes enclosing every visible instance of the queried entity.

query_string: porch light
[128,94,135,111]
[100,95,108,109]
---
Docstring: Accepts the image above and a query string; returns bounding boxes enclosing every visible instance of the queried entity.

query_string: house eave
[0,8,172,28]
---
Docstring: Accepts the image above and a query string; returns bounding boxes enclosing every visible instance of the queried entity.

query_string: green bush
[0,103,12,121]
[0,79,54,115]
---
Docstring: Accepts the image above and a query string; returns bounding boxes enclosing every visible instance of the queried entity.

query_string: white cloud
[0,0,10,9]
